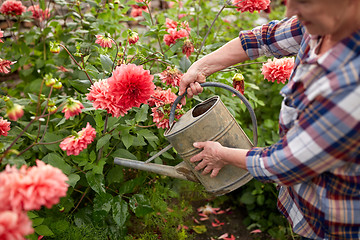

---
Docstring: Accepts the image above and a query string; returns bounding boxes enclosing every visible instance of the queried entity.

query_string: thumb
[193,142,205,149]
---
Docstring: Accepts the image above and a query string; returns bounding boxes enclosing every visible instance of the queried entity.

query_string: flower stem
[145,1,164,55]
[195,3,227,61]
[108,36,119,75]
[59,44,93,85]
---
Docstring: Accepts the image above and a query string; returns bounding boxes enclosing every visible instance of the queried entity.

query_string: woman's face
[286,0,355,37]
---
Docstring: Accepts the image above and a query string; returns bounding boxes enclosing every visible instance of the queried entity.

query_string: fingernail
[193,142,198,147]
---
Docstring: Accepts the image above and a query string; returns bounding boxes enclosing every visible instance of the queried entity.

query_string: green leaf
[42,153,72,175]
[118,177,144,194]
[97,134,111,151]
[34,225,54,236]
[31,217,44,227]
[94,193,113,213]
[86,171,105,194]
[141,11,152,26]
[192,225,207,234]
[112,148,137,160]
[43,132,62,151]
[135,104,149,122]
[106,165,124,184]
[92,158,106,174]
[137,129,159,142]
[179,56,191,73]
[129,194,154,217]
[100,54,113,73]
[112,196,129,227]
[121,133,134,149]
[240,191,255,205]
[70,79,91,94]
[67,173,80,188]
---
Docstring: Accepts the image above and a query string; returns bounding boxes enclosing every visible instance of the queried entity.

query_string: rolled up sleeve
[239,16,304,59]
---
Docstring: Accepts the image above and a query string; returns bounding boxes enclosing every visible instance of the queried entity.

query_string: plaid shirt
[240,17,360,239]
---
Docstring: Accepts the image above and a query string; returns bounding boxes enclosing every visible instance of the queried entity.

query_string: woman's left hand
[190,141,227,178]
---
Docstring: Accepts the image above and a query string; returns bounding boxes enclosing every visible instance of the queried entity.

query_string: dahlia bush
[0,0,295,239]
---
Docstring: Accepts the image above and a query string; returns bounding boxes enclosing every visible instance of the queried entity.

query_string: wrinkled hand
[179,71,206,105]
[190,141,226,178]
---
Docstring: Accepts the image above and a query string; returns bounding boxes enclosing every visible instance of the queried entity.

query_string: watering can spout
[114,158,199,183]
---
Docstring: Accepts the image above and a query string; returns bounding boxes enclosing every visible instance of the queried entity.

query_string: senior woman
[179,0,360,239]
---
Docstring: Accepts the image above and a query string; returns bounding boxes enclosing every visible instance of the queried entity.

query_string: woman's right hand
[179,70,206,105]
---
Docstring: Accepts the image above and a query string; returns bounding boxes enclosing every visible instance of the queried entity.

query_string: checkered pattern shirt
[240,17,360,239]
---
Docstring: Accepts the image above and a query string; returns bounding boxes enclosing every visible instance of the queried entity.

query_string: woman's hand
[179,70,206,105]
[190,141,227,178]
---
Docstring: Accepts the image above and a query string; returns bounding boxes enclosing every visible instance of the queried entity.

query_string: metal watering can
[114,82,258,196]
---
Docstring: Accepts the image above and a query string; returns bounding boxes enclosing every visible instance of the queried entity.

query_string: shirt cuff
[246,147,273,182]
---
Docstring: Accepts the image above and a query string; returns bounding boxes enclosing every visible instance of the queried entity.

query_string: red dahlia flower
[107,64,155,109]
[0,0,26,16]
[87,79,130,117]
[159,66,183,87]
[182,38,194,58]
[27,5,50,21]
[232,0,270,13]
[150,88,183,129]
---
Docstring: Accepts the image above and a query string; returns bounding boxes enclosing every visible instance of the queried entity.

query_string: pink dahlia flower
[150,88,183,129]
[165,18,178,29]
[22,160,69,209]
[27,5,50,21]
[0,30,3,43]
[0,0,26,16]
[87,79,130,117]
[60,122,96,156]
[0,161,69,211]
[0,117,10,136]
[182,38,194,58]
[163,18,191,46]
[148,87,177,107]
[232,0,270,13]
[95,34,113,48]
[261,57,294,84]
[0,59,15,74]
[6,103,24,121]
[159,66,183,87]
[0,210,34,240]
[62,98,84,119]
[107,64,155,109]
[151,105,183,129]
[130,0,150,17]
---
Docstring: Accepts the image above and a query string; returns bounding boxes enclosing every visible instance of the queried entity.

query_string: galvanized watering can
[114,82,258,196]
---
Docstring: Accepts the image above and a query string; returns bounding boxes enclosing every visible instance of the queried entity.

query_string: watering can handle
[169,82,258,146]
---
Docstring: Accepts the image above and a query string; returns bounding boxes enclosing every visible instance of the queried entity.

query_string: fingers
[210,168,220,178]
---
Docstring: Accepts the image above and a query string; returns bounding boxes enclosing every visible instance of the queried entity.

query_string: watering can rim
[164,95,220,138]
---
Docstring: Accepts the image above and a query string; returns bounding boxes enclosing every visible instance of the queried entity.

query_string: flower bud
[53,81,62,89]
[232,73,244,82]
[45,77,56,87]
[128,31,139,45]
[50,42,60,54]
[6,104,24,121]
[47,106,58,113]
